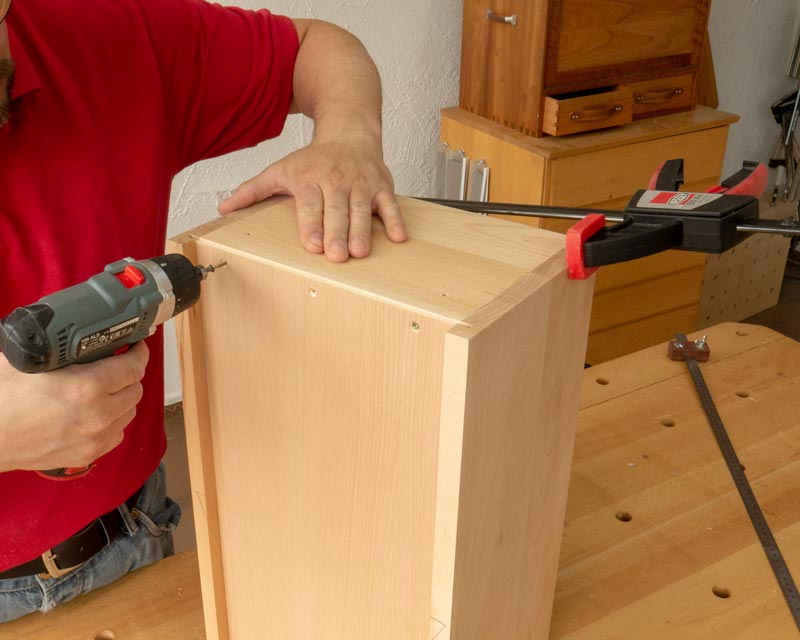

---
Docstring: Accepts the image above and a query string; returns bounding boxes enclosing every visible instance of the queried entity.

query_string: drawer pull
[569,105,624,122]
[486,9,517,26]
[635,87,684,104]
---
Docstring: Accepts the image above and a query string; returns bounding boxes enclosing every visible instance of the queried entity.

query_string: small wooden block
[667,337,710,361]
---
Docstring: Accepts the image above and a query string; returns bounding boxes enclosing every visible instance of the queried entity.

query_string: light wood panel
[434,257,593,639]
[170,235,230,640]
[698,229,790,328]
[172,195,593,639]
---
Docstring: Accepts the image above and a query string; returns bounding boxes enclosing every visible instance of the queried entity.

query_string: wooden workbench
[6,322,799,639]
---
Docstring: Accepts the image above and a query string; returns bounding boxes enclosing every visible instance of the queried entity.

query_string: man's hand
[218,134,406,262]
[218,18,407,262]
[0,341,149,473]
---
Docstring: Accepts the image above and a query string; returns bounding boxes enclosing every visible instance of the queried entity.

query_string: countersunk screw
[411,322,421,333]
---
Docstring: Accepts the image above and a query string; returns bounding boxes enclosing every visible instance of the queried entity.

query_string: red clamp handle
[566,214,606,280]
[706,162,768,197]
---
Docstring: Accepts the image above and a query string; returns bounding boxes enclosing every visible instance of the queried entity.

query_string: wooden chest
[169,196,594,639]
[460,0,711,136]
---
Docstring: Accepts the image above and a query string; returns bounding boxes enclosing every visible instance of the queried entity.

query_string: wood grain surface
[7,322,797,639]
[551,322,800,639]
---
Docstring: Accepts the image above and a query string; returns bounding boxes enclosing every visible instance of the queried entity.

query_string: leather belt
[0,487,143,581]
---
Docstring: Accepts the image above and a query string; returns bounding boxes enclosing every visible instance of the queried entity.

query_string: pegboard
[698,232,790,328]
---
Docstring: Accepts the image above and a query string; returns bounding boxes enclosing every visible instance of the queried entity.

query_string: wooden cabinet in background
[440,105,740,363]
[461,0,711,136]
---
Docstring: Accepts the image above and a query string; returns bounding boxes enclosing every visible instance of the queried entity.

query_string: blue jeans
[0,462,181,623]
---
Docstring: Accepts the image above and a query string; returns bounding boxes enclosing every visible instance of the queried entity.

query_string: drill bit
[197,260,228,279]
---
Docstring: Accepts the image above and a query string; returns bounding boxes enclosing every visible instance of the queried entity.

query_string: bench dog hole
[95,633,116,640]
[712,586,731,599]
[615,511,633,522]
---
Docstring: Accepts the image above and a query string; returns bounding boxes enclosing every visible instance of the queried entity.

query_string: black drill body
[0,254,217,373]
[0,253,223,480]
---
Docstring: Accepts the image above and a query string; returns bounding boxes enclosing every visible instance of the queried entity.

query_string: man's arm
[218,19,407,263]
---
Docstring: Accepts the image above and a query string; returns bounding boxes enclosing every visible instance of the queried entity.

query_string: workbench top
[6,322,799,639]
[552,321,800,639]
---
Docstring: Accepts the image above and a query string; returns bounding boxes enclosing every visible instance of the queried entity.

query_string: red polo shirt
[0,0,298,570]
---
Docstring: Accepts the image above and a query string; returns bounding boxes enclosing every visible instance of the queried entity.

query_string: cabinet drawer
[543,87,633,136]
[625,74,696,118]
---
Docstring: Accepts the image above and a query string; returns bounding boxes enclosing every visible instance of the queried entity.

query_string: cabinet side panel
[168,237,229,640]
[448,261,594,639]
[194,245,448,639]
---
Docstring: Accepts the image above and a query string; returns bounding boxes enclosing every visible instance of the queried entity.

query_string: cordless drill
[0,253,226,480]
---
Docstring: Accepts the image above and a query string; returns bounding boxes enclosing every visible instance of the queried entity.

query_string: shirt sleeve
[140,0,299,171]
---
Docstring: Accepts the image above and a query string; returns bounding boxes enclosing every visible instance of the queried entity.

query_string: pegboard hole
[736,390,751,398]
[615,511,633,522]
[712,586,731,599]
[595,377,610,386]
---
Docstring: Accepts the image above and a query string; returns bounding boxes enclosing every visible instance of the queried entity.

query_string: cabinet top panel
[172,195,566,325]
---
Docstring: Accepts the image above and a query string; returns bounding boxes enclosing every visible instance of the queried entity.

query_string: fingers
[87,340,149,394]
[347,191,374,259]
[373,190,407,244]
[60,408,136,469]
[294,184,326,255]
[218,167,283,216]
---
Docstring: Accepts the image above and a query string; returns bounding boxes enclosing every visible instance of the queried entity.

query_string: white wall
[709,1,800,178]
[164,1,800,404]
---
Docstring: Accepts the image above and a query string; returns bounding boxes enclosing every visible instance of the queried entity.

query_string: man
[0,0,406,623]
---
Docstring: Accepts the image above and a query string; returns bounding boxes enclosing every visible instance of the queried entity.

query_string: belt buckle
[39,549,83,580]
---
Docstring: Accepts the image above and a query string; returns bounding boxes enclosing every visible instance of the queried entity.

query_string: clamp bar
[422,198,800,236]
[421,198,625,222]
[421,158,800,281]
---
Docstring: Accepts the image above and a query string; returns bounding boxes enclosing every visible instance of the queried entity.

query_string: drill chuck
[0,254,224,373]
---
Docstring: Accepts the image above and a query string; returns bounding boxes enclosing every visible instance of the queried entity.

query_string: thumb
[217,165,286,215]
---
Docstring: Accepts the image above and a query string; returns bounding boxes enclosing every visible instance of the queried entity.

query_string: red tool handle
[37,465,93,481]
